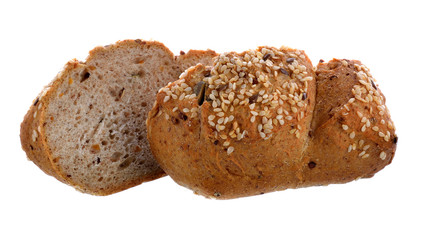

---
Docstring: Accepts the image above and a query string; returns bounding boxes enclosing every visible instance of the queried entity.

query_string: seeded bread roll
[20,39,216,195]
[147,46,317,198]
[300,59,397,186]
[147,48,397,199]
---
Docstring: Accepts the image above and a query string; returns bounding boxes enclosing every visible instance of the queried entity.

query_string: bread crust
[148,46,317,198]
[20,39,216,195]
[147,51,397,199]
[300,59,396,186]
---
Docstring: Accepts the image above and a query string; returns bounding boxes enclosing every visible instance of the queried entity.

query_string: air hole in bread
[115,88,125,101]
[111,152,122,162]
[81,70,91,82]
[118,156,135,169]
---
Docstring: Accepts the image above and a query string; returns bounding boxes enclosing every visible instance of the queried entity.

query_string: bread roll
[147,46,397,199]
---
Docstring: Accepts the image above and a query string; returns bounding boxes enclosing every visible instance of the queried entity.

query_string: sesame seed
[179,93,186,100]
[183,108,190,113]
[32,130,38,142]
[227,146,234,155]
[223,117,229,124]
[350,131,356,139]
[379,132,385,137]
[380,151,387,160]
[348,145,352,153]
[357,111,363,118]
[223,141,230,147]
[260,132,266,138]
[342,124,349,131]
[251,111,258,116]
[208,115,216,121]
[172,107,178,112]
[277,108,283,114]
[285,116,293,121]
[212,101,218,108]
[250,116,256,123]
[361,125,366,132]
[258,124,263,132]
[359,151,366,157]
[217,112,225,117]
[300,76,313,82]
[372,126,379,131]
[217,118,224,124]
[363,145,370,150]
[163,96,170,103]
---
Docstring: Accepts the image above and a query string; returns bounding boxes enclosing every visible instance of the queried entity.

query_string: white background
[1,0,424,239]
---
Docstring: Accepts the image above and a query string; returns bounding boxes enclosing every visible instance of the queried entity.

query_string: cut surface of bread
[20,39,216,195]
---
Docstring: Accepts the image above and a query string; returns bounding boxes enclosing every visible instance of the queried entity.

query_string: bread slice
[20,39,216,195]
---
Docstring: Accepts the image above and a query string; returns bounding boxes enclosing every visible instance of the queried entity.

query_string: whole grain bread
[20,39,216,195]
[147,47,397,199]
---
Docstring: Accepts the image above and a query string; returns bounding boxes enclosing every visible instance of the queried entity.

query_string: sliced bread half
[20,39,216,195]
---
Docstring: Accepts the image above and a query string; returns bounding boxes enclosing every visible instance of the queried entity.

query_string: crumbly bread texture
[20,39,216,195]
[147,47,397,199]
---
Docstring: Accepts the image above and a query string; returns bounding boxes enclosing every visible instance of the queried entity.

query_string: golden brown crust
[148,46,316,199]
[300,59,396,186]
[177,49,217,62]
[147,53,397,199]
[20,39,214,195]
[20,60,81,184]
